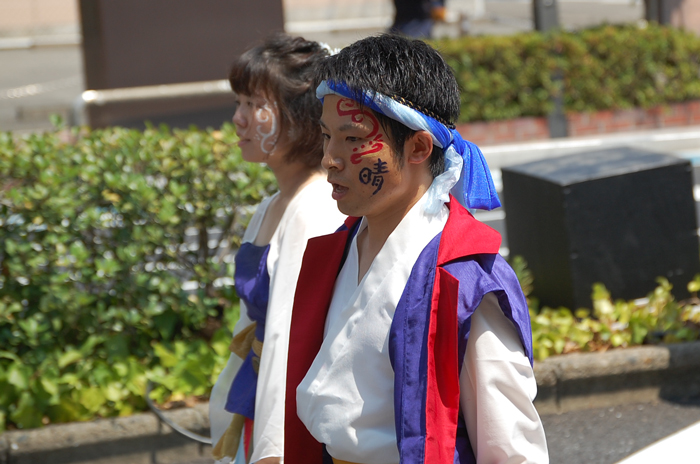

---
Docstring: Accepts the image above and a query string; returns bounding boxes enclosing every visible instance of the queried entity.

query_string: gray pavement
[543,398,700,464]
[184,399,700,464]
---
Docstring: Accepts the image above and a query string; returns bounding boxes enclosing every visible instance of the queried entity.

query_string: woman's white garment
[296,193,548,464]
[209,178,345,464]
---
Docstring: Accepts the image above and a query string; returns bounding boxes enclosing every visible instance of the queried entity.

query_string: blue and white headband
[316,80,501,213]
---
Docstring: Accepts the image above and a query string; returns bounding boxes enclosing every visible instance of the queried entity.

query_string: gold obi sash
[212,322,263,461]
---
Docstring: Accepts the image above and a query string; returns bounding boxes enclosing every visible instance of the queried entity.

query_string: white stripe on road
[615,420,700,463]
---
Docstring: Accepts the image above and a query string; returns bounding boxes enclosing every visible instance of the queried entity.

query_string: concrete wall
[0,0,78,33]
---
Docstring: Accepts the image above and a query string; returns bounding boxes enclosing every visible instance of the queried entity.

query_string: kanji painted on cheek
[336,98,386,164]
[359,158,389,195]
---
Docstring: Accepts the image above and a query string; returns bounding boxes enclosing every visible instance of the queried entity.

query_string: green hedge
[511,257,700,361]
[432,22,700,122]
[0,121,276,430]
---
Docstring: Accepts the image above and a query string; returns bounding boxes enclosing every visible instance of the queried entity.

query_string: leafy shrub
[520,257,700,361]
[432,23,700,122]
[0,121,276,430]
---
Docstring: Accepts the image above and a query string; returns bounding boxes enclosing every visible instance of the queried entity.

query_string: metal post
[533,0,560,32]
[548,70,568,138]
[533,0,567,138]
[645,0,661,21]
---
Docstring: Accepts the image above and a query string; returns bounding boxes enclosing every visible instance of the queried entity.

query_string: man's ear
[404,130,433,165]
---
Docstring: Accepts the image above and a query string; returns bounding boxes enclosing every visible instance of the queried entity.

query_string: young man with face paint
[284,35,549,464]
[209,34,345,464]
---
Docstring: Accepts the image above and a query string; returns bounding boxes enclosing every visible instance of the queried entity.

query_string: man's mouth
[329,181,348,200]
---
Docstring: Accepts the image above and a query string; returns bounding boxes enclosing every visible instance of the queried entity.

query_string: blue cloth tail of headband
[449,131,501,211]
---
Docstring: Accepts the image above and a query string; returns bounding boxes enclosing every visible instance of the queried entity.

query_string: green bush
[432,22,700,122]
[512,256,700,361]
[0,121,276,430]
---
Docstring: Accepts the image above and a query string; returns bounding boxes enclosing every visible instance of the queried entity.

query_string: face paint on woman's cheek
[254,102,279,155]
[336,98,386,164]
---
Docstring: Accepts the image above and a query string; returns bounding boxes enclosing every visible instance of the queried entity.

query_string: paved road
[175,397,700,464]
[543,397,700,464]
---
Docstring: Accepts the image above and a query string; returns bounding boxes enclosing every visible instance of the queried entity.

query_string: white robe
[209,178,345,463]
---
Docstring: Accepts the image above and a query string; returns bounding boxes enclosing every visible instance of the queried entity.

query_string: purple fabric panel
[234,242,271,341]
[224,350,258,418]
[443,254,533,365]
[389,230,532,464]
[389,233,441,464]
[453,423,474,464]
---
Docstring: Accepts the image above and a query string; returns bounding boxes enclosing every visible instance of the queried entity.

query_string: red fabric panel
[438,197,501,266]
[343,216,360,228]
[244,418,254,459]
[284,228,351,464]
[424,268,461,463]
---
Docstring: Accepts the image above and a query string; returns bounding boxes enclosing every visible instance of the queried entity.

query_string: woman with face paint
[209,34,345,464]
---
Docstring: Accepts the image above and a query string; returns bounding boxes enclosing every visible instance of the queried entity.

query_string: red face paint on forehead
[336,98,386,164]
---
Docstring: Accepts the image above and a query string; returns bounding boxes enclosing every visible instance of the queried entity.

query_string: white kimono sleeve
[460,292,549,464]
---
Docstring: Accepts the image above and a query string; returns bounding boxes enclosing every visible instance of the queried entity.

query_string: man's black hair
[315,34,461,177]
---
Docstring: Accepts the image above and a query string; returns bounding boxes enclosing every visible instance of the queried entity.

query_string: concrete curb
[533,341,700,414]
[2,342,700,464]
[0,404,212,464]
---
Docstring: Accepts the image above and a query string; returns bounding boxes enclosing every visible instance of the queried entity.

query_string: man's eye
[347,137,359,142]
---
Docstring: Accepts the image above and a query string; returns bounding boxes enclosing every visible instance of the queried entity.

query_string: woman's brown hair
[229,33,329,167]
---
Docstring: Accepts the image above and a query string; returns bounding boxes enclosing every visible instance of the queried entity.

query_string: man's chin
[336,201,362,218]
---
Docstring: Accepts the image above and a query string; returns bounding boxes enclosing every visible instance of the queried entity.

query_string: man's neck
[356,184,429,282]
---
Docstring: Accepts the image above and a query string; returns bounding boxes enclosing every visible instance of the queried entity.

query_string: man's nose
[321,141,344,171]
